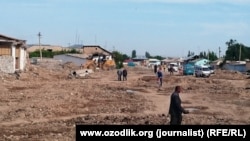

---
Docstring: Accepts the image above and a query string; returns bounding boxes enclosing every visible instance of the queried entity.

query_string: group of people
[117,68,128,81]
[117,66,188,125]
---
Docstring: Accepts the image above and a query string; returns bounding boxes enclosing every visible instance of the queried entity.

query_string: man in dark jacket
[154,64,158,74]
[157,67,163,90]
[169,86,189,125]
[122,68,127,81]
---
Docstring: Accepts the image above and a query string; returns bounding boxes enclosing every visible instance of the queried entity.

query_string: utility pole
[38,32,42,60]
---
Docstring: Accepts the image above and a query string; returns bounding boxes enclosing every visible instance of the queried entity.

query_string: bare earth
[0,62,250,141]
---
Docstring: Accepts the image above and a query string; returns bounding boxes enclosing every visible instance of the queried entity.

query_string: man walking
[156,67,163,90]
[168,86,189,125]
[117,68,123,81]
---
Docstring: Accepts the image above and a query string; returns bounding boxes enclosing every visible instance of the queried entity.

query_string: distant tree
[225,42,250,61]
[68,48,78,53]
[203,51,207,58]
[199,52,205,58]
[208,51,218,61]
[132,50,136,58]
[199,50,217,61]
[112,51,129,69]
[188,51,191,57]
[145,51,151,58]
[187,50,195,57]
[226,39,237,47]
[112,51,123,69]
[122,54,130,60]
[29,49,81,58]
[150,55,165,61]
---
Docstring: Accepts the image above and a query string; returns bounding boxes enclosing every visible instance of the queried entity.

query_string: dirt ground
[0,61,250,141]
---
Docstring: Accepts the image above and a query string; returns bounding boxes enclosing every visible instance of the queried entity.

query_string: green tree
[149,55,165,61]
[226,39,237,47]
[122,54,130,61]
[132,50,136,58]
[199,52,206,58]
[145,51,151,58]
[29,49,81,58]
[207,51,218,61]
[224,39,250,61]
[199,50,217,61]
[112,51,129,69]
[187,51,195,57]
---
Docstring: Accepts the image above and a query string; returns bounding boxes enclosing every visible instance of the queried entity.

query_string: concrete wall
[19,48,26,71]
[0,56,15,73]
[224,64,246,72]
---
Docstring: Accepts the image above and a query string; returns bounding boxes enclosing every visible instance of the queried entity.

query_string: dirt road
[0,63,249,140]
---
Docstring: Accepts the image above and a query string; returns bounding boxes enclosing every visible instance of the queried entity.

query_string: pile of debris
[68,69,94,79]
[211,69,247,80]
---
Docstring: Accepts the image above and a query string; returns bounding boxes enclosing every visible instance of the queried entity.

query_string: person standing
[163,64,167,72]
[168,86,189,125]
[122,68,127,81]
[117,69,123,81]
[154,64,158,74]
[156,67,163,90]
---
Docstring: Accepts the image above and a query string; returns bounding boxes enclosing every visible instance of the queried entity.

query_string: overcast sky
[1,0,250,57]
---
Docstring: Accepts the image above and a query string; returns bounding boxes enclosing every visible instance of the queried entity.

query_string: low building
[27,45,65,52]
[82,45,113,58]
[0,34,27,73]
[183,55,199,64]
[223,61,247,73]
[132,56,148,66]
[189,58,210,66]
[147,58,161,68]
[210,58,224,69]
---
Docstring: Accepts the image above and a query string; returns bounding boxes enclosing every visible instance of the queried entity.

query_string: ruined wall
[0,56,15,73]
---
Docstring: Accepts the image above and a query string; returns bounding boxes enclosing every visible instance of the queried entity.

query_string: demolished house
[0,34,27,73]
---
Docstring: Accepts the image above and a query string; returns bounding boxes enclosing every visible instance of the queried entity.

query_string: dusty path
[1,64,250,140]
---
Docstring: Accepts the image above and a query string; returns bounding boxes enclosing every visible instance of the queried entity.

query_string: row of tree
[29,48,80,58]
[225,39,250,61]
[112,39,250,68]
[28,39,250,68]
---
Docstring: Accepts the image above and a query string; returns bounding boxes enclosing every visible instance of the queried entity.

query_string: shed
[0,34,27,73]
